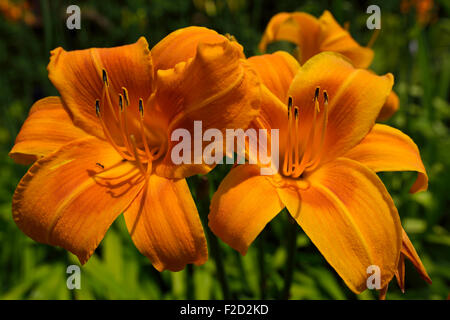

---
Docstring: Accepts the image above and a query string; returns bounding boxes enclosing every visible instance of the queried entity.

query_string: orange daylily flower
[401,0,435,25]
[10,27,261,271]
[258,10,399,121]
[208,51,429,294]
[379,228,432,299]
[0,0,37,26]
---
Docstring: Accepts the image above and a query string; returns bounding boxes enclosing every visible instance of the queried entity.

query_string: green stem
[41,0,52,53]
[281,214,298,300]
[257,229,266,299]
[197,176,231,299]
[208,230,231,299]
[186,264,194,299]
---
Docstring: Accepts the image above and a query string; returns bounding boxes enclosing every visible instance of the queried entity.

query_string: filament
[282,87,329,178]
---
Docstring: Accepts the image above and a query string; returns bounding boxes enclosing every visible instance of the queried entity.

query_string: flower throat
[282,87,329,178]
[95,69,163,175]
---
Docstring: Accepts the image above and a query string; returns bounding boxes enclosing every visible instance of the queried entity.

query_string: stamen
[306,90,329,172]
[139,98,144,118]
[293,106,300,173]
[96,99,133,161]
[138,98,153,172]
[129,134,146,175]
[119,94,123,112]
[122,87,129,107]
[314,86,320,112]
[101,69,119,123]
[118,93,133,156]
[282,88,331,178]
[102,69,109,87]
[292,88,319,178]
[314,87,320,102]
[95,99,100,117]
[282,96,294,176]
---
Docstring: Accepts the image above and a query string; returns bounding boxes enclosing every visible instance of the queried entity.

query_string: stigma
[282,87,329,178]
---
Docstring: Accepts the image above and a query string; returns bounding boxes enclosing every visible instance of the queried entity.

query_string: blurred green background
[0,0,448,300]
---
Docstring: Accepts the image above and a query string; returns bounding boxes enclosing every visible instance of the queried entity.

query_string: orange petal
[344,124,428,193]
[395,253,406,292]
[123,174,207,271]
[318,10,374,68]
[401,228,432,284]
[378,284,389,300]
[288,52,393,164]
[9,97,88,165]
[48,37,153,138]
[12,137,145,264]
[248,85,289,164]
[209,165,284,255]
[247,51,300,102]
[277,158,402,293]
[377,91,400,121]
[258,12,321,64]
[154,40,261,179]
[246,52,299,161]
[151,26,244,72]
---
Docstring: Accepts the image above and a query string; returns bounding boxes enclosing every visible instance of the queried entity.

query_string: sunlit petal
[9,97,88,164]
[288,52,393,164]
[277,158,402,293]
[209,165,284,255]
[48,37,153,138]
[154,40,261,178]
[12,137,144,264]
[124,174,207,271]
[344,124,428,193]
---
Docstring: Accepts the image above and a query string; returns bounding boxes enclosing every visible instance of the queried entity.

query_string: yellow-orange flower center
[95,69,163,176]
[282,87,329,178]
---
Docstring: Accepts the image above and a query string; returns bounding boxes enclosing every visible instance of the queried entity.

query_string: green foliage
[0,0,448,300]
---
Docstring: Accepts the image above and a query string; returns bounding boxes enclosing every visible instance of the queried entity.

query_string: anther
[122,87,129,106]
[314,87,320,101]
[139,98,144,118]
[102,69,109,86]
[323,91,329,104]
[119,94,123,112]
[287,96,293,118]
[294,106,299,119]
[95,99,100,117]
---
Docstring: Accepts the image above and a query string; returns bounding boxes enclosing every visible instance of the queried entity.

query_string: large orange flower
[9,27,261,271]
[259,10,399,121]
[208,52,429,294]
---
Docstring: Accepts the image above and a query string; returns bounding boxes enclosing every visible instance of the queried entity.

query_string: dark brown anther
[95,99,100,117]
[122,88,129,106]
[287,96,293,118]
[323,91,329,104]
[119,95,123,111]
[294,106,299,119]
[102,69,108,86]
[96,162,105,169]
[139,98,144,117]
[314,87,320,101]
